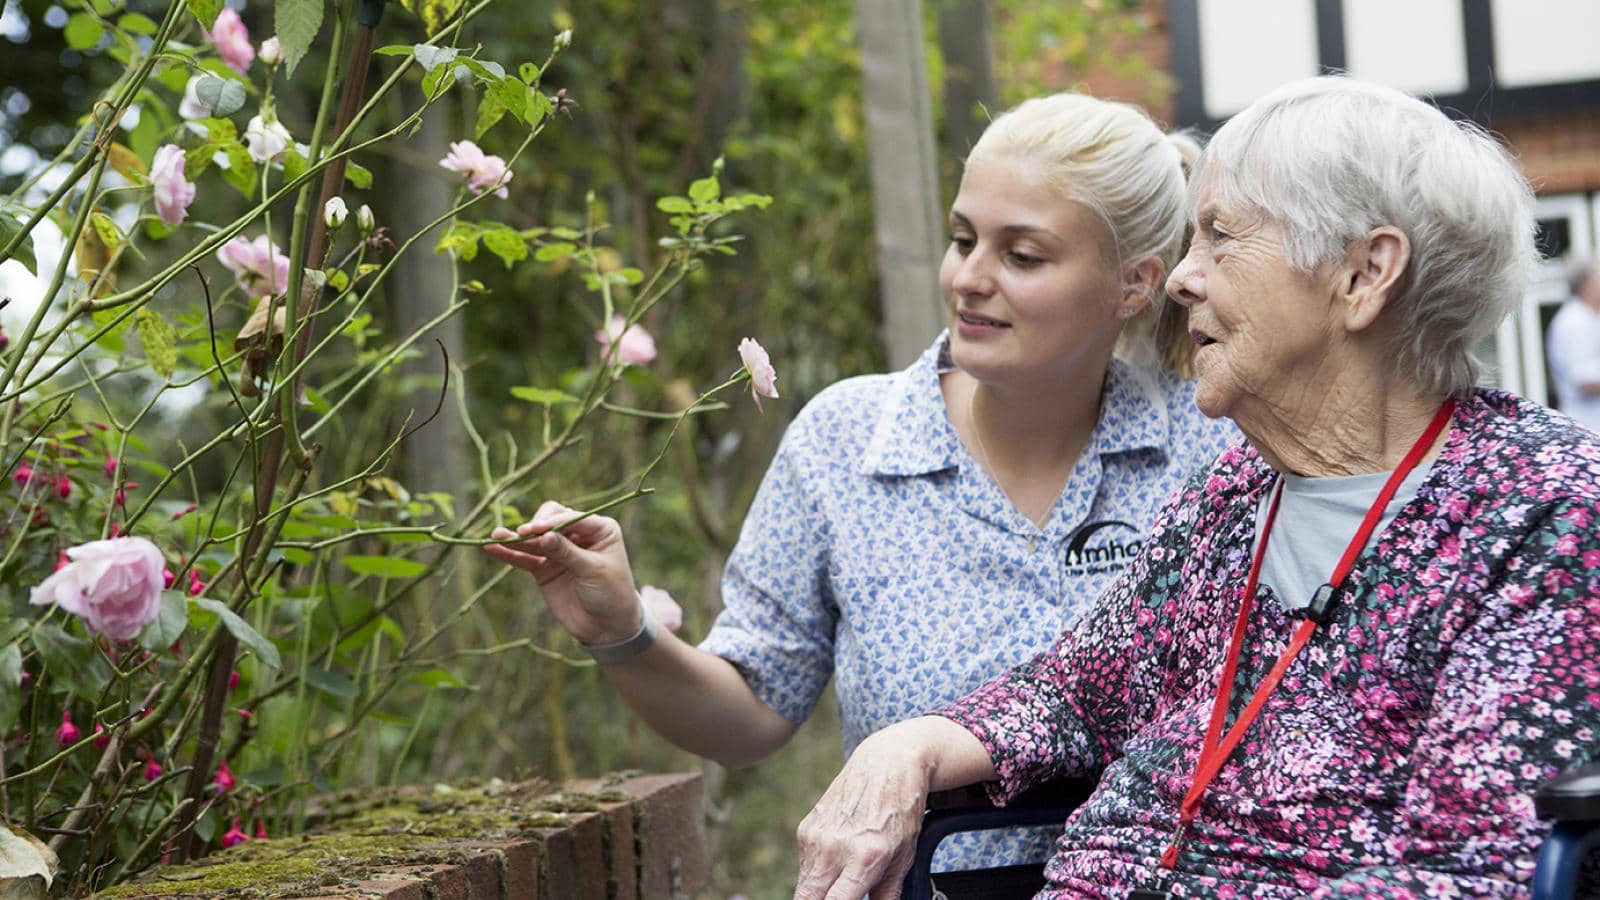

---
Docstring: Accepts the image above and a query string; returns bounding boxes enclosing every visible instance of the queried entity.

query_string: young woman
[484,93,1238,869]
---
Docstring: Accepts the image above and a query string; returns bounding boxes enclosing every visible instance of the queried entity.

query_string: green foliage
[275,0,324,76]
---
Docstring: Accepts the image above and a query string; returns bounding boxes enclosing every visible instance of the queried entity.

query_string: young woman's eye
[949,235,975,254]
[1008,251,1042,267]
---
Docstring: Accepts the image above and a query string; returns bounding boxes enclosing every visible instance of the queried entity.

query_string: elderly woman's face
[1166,185,1344,425]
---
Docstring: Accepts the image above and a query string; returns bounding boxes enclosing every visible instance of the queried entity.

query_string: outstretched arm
[485,502,797,767]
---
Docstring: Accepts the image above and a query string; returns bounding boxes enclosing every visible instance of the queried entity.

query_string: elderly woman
[794,76,1600,899]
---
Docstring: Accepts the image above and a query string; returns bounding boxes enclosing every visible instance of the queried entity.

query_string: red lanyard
[1158,399,1456,871]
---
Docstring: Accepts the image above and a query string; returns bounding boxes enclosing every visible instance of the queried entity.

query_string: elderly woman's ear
[1339,226,1412,333]
[1118,255,1167,319]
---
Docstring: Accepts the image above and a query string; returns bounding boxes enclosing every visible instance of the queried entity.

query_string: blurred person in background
[1546,256,1600,432]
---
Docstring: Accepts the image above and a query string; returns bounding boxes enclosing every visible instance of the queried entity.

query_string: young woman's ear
[1119,256,1165,319]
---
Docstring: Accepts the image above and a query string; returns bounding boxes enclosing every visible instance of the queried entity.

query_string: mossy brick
[348,880,427,900]
[414,842,501,898]
[568,778,638,900]
[612,773,707,898]
[535,810,605,900]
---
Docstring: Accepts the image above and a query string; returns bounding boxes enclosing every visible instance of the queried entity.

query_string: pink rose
[217,234,291,298]
[29,536,166,642]
[208,8,254,74]
[595,316,657,367]
[438,140,512,198]
[639,585,682,633]
[150,144,195,227]
[258,35,282,66]
[737,337,779,409]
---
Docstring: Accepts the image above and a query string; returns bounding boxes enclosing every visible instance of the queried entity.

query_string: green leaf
[301,665,359,700]
[201,117,238,143]
[342,555,429,579]
[474,93,507,139]
[411,43,458,72]
[118,12,159,35]
[480,225,527,269]
[327,269,349,292]
[91,212,122,253]
[655,196,693,214]
[409,668,473,690]
[187,0,223,28]
[510,385,578,406]
[194,75,246,118]
[33,623,111,697]
[274,0,323,76]
[533,241,575,263]
[422,64,455,101]
[0,209,38,275]
[135,308,178,378]
[519,62,540,84]
[688,176,720,204]
[435,221,480,260]
[617,267,644,286]
[489,77,527,123]
[192,597,282,669]
[282,149,308,183]
[64,13,106,50]
[0,644,21,732]
[344,160,373,189]
[374,44,414,56]
[138,590,189,652]
[222,144,257,198]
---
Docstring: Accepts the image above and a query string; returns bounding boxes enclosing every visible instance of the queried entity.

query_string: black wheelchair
[902,764,1600,899]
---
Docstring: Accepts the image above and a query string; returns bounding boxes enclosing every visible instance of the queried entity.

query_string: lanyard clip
[1294,583,1337,626]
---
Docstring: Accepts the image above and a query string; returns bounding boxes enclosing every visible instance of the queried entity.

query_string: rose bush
[0,0,774,891]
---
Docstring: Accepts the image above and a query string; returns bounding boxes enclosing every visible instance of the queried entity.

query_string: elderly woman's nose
[1166,251,1205,306]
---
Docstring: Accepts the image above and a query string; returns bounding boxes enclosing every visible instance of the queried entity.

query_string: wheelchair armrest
[1533,763,1600,900]
[902,778,1096,900]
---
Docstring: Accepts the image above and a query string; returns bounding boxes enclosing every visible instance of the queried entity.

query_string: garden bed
[101,772,707,899]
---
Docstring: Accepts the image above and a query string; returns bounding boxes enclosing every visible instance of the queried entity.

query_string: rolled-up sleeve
[699,413,838,724]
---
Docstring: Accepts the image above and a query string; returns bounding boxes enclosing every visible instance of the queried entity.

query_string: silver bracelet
[580,592,658,664]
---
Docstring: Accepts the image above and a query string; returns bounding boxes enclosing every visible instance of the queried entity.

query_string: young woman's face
[940,154,1132,388]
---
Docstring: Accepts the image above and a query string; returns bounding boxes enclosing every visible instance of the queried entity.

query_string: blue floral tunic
[937,389,1600,897]
[698,334,1238,866]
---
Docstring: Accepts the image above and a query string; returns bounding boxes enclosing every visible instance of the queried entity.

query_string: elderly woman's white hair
[1191,77,1538,397]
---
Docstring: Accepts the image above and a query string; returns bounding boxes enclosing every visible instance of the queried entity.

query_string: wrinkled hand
[793,730,933,900]
[483,501,640,645]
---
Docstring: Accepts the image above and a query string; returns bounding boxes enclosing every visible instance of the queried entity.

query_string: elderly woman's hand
[483,501,640,645]
[793,716,997,900]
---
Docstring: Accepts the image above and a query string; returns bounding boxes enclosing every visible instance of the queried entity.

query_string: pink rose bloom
[595,316,657,367]
[258,35,282,66]
[29,536,166,642]
[737,337,779,409]
[639,585,682,633]
[208,8,255,74]
[150,144,195,227]
[217,234,291,298]
[438,140,512,198]
[243,115,293,163]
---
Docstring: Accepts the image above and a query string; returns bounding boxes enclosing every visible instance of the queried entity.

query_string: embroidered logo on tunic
[1063,519,1144,577]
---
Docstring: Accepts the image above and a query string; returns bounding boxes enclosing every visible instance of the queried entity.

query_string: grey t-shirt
[1253,465,1433,612]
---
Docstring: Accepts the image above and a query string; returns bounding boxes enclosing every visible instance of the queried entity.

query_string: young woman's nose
[952,247,995,296]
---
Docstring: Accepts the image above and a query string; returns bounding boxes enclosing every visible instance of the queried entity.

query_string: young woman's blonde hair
[967,93,1198,375]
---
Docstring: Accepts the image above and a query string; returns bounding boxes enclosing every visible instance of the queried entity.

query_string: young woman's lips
[953,312,1004,333]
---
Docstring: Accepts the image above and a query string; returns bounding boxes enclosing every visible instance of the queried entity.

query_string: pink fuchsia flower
[243,114,293,163]
[594,316,657,367]
[12,463,32,488]
[208,8,254,74]
[217,234,291,298]
[213,759,236,793]
[639,585,682,633]
[438,140,512,198]
[221,818,248,848]
[29,536,166,642]
[150,144,195,228]
[92,722,109,748]
[737,338,779,410]
[103,454,116,478]
[178,76,212,120]
[188,567,206,597]
[228,669,241,691]
[253,820,268,840]
[143,754,163,781]
[55,475,71,499]
[258,35,282,67]
[55,710,79,746]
